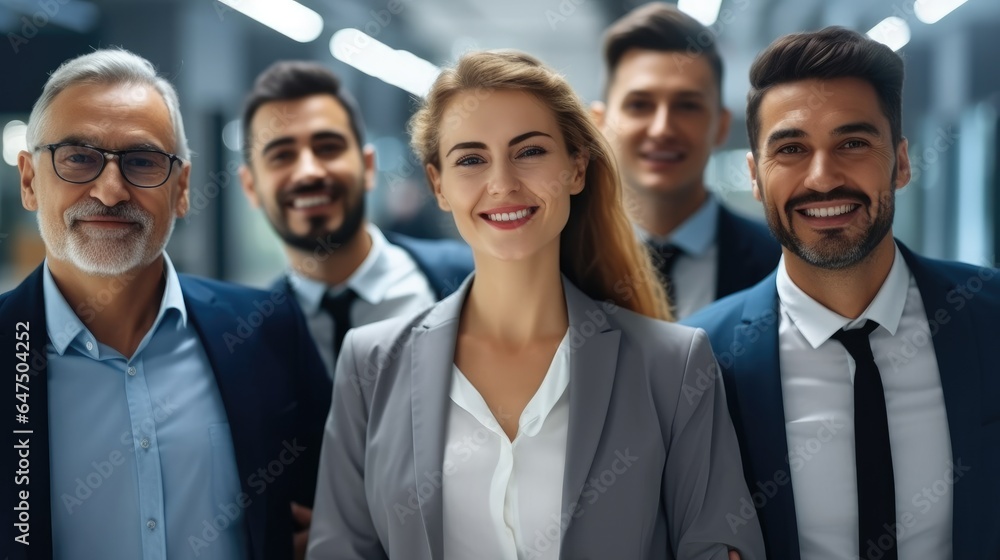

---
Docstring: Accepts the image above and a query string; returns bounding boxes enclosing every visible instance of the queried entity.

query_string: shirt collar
[633,194,719,256]
[288,223,403,313]
[43,253,188,357]
[776,242,910,349]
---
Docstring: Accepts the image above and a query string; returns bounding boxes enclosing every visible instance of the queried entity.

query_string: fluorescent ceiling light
[3,120,27,167]
[678,0,723,26]
[222,119,242,152]
[217,0,323,43]
[867,17,911,51]
[330,29,440,98]
[914,0,970,24]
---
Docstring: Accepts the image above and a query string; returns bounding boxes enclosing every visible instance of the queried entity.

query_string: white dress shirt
[442,332,570,560]
[635,195,719,320]
[288,223,436,377]
[776,243,953,560]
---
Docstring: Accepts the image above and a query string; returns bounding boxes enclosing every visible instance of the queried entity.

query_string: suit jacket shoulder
[383,231,473,299]
[716,205,781,298]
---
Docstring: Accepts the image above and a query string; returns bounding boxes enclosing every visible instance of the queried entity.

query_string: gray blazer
[307,275,765,560]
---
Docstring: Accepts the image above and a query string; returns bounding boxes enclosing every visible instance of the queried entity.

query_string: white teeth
[292,195,332,209]
[804,204,857,218]
[487,208,531,222]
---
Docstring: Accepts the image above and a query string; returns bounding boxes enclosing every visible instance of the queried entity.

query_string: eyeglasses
[40,142,182,188]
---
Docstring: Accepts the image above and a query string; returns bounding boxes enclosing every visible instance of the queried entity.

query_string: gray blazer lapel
[559,278,622,537]
[409,276,470,560]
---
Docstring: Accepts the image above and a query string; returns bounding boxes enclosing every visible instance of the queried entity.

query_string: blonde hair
[409,50,671,321]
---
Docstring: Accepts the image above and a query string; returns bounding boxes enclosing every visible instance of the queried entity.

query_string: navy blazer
[2,265,332,560]
[683,242,1000,559]
[715,205,781,299]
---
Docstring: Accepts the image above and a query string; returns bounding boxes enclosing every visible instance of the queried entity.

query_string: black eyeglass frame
[39,142,183,189]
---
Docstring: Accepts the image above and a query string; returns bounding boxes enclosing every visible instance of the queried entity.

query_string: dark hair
[241,61,366,161]
[602,2,723,101]
[746,26,904,157]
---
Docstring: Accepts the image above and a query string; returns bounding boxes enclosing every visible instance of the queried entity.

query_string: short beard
[761,176,895,271]
[266,178,367,254]
[39,199,169,277]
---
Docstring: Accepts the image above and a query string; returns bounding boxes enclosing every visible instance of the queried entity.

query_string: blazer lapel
[899,244,983,558]
[559,278,621,538]
[181,277,269,560]
[409,276,470,560]
[731,275,801,559]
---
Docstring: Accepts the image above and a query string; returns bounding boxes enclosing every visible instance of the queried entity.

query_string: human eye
[59,146,99,165]
[623,98,653,113]
[842,139,868,149]
[313,140,346,158]
[455,154,485,167]
[675,100,704,112]
[775,145,804,155]
[267,150,296,165]
[127,153,165,168]
[516,145,547,159]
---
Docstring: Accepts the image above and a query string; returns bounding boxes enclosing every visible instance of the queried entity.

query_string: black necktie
[831,320,897,560]
[321,289,358,358]
[648,242,683,306]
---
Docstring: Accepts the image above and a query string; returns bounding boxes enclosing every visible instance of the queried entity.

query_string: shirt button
[127,366,136,376]
[147,519,156,530]
[85,341,94,351]
[140,438,150,449]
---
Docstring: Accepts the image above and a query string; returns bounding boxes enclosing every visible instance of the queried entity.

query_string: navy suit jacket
[271,231,473,301]
[715,205,781,299]
[683,243,1000,559]
[2,265,332,560]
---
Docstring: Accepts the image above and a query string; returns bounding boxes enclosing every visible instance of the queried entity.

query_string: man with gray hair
[2,48,331,560]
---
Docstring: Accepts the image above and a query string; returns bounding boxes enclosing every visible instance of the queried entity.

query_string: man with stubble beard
[238,61,473,380]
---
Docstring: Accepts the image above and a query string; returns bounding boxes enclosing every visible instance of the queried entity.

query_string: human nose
[802,151,846,192]
[647,103,675,139]
[88,156,131,207]
[486,160,521,197]
[290,149,325,185]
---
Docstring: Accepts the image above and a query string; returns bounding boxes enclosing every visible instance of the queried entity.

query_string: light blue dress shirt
[635,194,720,319]
[44,254,248,560]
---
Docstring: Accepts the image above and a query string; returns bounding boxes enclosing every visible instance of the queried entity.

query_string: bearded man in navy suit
[2,49,330,560]
[685,27,999,560]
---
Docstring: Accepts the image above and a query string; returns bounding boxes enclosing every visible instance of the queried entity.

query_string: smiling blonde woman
[307,50,764,560]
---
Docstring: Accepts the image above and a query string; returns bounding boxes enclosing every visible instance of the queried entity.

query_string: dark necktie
[831,320,897,560]
[321,289,358,358]
[648,242,684,306]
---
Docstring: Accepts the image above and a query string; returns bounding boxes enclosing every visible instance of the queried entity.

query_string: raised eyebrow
[765,128,806,148]
[832,122,881,138]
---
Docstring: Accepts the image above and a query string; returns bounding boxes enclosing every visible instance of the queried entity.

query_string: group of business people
[3,2,999,560]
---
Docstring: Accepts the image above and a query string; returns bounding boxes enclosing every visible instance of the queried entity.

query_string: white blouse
[442,332,570,560]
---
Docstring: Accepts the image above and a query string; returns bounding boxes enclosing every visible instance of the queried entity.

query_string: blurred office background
[1,0,997,289]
